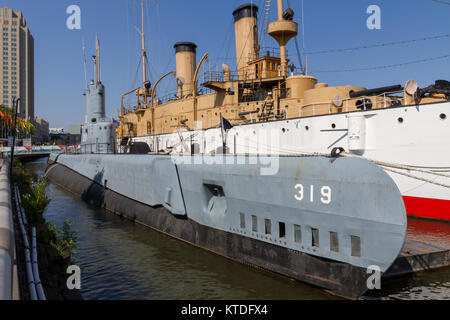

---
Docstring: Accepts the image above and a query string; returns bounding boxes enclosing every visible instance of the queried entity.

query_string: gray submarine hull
[45,153,407,298]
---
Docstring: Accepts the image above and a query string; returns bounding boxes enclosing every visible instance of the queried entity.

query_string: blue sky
[2,0,450,128]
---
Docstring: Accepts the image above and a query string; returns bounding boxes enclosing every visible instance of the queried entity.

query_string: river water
[28,159,450,300]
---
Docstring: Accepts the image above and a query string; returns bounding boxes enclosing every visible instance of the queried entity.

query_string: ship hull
[45,159,369,298]
[45,153,407,298]
[132,101,450,222]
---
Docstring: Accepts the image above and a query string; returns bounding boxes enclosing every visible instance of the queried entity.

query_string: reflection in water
[30,159,450,300]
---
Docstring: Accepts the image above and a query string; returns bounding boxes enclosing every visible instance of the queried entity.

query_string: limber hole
[265,219,272,235]
[312,228,319,247]
[240,212,245,229]
[279,222,286,238]
[252,215,257,233]
[330,232,339,252]
[294,225,302,243]
[351,235,361,257]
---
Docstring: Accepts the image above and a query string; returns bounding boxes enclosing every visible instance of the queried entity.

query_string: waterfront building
[0,6,34,122]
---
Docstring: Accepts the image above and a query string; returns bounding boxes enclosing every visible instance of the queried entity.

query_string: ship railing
[278,90,404,119]
[66,143,116,155]
[259,47,284,58]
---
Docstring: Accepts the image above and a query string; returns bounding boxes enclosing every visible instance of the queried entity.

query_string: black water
[28,159,450,300]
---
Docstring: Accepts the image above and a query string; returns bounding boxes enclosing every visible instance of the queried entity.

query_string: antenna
[301,0,305,48]
[82,37,88,88]
[95,33,100,84]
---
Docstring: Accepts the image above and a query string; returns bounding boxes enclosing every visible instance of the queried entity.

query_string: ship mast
[95,33,100,84]
[141,0,147,86]
[268,0,298,77]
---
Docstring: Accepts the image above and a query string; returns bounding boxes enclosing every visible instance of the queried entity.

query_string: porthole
[282,128,286,133]
[398,117,404,123]
[305,125,309,131]
[440,113,447,120]
[331,123,336,129]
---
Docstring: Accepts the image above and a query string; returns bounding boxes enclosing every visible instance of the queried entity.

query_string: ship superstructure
[118,1,450,221]
[81,36,116,154]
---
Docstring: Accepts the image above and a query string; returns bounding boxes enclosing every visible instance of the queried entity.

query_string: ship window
[311,228,319,247]
[294,225,302,243]
[265,219,271,235]
[398,117,404,123]
[330,232,339,252]
[252,215,257,232]
[351,236,361,257]
[279,222,286,238]
[440,113,446,120]
[240,213,245,229]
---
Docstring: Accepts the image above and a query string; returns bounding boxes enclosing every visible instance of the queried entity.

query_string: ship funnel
[233,3,259,80]
[174,42,197,98]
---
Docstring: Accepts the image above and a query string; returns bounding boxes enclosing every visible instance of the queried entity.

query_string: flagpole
[220,114,226,155]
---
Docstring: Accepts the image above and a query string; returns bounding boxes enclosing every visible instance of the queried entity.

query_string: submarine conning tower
[81,36,116,154]
[174,42,197,99]
[85,81,106,124]
[85,36,106,124]
[233,3,259,80]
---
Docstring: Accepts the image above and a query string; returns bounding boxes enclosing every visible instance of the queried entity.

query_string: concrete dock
[385,218,450,277]
[0,159,19,300]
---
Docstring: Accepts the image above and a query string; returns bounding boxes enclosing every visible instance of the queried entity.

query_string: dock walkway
[0,160,19,300]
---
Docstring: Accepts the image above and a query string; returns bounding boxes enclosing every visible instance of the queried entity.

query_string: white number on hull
[294,184,304,201]
[321,186,332,204]
[294,184,332,204]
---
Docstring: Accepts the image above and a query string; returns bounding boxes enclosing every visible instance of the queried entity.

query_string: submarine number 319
[294,184,332,204]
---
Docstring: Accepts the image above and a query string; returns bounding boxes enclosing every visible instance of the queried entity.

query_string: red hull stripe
[403,196,450,221]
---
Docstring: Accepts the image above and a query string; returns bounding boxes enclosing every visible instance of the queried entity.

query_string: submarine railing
[72,143,116,155]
